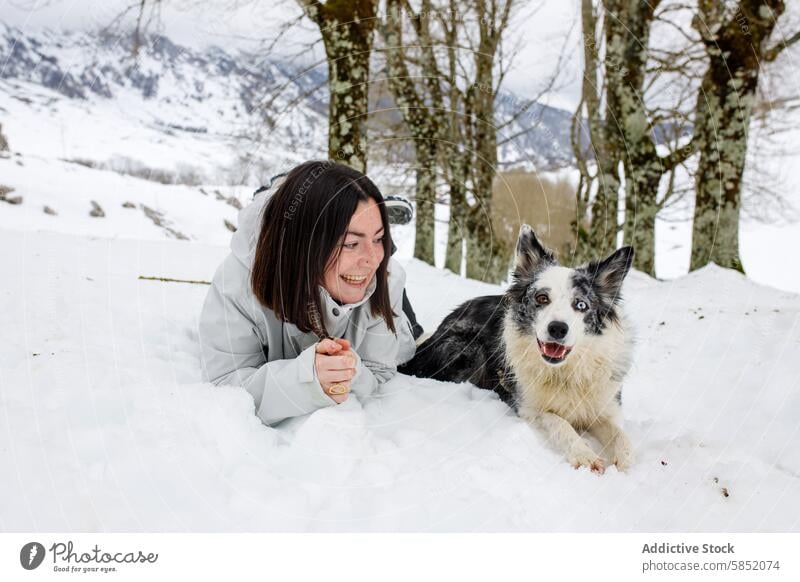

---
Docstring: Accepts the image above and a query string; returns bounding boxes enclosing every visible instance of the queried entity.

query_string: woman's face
[322,198,386,305]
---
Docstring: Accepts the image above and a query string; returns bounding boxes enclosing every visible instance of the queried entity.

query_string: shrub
[491,170,576,259]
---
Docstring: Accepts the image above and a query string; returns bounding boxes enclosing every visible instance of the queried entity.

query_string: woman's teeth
[341,274,368,285]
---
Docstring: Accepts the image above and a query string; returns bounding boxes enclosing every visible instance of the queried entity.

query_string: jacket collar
[282,277,378,343]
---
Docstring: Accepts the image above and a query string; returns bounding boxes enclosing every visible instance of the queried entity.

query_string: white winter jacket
[198,187,417,426]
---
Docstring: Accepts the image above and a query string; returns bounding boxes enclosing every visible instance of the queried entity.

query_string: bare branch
[764,29,800,62]
[295,0,324,27]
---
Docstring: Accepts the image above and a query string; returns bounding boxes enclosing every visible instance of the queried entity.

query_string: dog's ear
[586,246,634,302]
[514,224,555,278]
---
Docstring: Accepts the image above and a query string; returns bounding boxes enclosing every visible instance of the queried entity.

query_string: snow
[1,21,799,534]
[0,153,246,245]
[0,77,219,172]
[1,224,798,531]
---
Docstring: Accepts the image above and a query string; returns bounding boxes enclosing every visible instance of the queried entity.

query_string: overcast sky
[1,0,583,109]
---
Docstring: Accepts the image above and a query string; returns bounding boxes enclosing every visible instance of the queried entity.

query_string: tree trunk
[464,0,509,284]
[465,213,508,282]
[0,122,8,152]
[379,0,441,264]
[603,0,660,276]
[297,0,378,173]
[414,139,437,264]
[571,0,622,266]
[690,0,785,273]
[690,67,754,273]
[444,153,467,274]
[623,161,662,275]
[443,0,467,274]
[466,97,508,284]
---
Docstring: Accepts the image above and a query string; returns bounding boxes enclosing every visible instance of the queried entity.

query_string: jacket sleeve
[349,260,417,394]
[198,258,336,426]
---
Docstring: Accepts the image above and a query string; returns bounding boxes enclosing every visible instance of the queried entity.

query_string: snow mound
[1,229,798,531]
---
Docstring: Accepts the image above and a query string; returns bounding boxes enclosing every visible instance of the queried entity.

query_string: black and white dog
[400,225,635,473]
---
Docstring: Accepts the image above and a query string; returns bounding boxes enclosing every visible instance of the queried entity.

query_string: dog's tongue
[541,342,567,359]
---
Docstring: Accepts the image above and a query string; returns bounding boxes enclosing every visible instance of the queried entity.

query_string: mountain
[0,24,577,182]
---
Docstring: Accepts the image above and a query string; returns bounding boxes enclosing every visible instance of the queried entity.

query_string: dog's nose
[548,321,569,341]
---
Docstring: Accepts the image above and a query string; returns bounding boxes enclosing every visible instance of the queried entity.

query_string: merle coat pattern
[400,225,635,473]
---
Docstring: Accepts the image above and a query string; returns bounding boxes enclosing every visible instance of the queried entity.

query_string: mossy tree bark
[571,0,622,266]
[690,0,788,273]
[297,0,378,173]
[379,0,444,265]
[380,0,512,281]
[443,139,469,274]
[603,0,663,276]
[573,0,696,276]
[443,0,469,275]
[462,0,514,284]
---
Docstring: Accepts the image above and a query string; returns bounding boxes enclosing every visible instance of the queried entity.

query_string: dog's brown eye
[535,294,549,305]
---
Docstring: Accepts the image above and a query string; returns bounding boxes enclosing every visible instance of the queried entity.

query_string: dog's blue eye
[574,300,588,312]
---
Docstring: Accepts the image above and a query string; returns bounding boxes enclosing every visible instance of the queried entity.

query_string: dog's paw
[568,446,605,475]
[612,434,634,472]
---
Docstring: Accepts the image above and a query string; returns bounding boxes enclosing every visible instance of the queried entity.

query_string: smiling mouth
[537,339,572,364]
[340,274,370,287]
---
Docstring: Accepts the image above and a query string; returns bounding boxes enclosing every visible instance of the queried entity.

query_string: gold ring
[328,383,349,395]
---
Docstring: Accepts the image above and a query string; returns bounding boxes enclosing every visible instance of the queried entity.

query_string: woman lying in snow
[199,161,420,426]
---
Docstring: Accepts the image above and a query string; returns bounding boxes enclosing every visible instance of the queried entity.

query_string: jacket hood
[230,189,270,270]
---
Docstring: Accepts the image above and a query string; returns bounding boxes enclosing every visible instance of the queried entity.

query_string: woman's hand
[315,338,356,404]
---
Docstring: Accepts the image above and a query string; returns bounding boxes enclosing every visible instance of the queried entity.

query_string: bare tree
[689,0,799,272]
[741,67,800,224]
[573,0,698,276]
[441,0,471,274]
[570,0,623,265]
[377,0,444,265]
[375,0,523,282]
[460,0,519,283]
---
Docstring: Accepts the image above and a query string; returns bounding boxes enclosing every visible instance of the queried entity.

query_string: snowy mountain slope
[1,226,797,532]
[0,24,578,177]
[7,23,799,290]
[0,26,326,186]
[0,152,248,244]
[0,24,579,249]
[0,147,419,248]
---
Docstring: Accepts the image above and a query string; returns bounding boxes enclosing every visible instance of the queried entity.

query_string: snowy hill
[0,24,583,247]
[10,24,799,290]
[0,24,328,186]
[0,226,798,532]
[0,24,577,180]
[4,23,799,292]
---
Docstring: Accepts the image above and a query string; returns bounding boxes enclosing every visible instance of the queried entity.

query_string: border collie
[400,225,635,473]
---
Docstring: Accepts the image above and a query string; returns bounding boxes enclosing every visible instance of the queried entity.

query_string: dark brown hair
[251,160,396,336]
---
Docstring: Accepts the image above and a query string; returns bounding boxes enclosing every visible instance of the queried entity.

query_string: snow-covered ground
[1,22,799,534]
[1,222,798,531]
[0,151,247,245]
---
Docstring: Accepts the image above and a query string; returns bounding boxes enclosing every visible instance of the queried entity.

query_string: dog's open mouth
[537,339,572,364]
